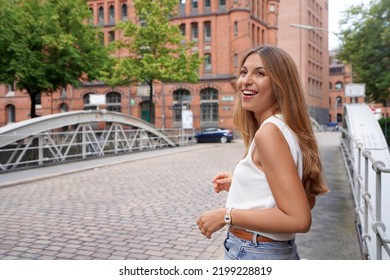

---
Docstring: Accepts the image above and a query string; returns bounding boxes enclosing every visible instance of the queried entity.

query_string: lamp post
[290,23,332,32]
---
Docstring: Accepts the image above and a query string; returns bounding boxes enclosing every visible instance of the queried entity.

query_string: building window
[98,7,104,25]
[173,89,191,122]
[191,22,198,41]
[89,8,94,25]
[7,84,14,92]
[83,93,98,110]
[60,103,68,112]
[180,24,186,36]
[336,96,343,109]
[205,0,211,7]
[180,0,186,13]
[109,5,115,24]
[192,0,198,8]
[108,31,115,42]
[204,53,211,72]
[220,0,226,6]
[204,21,211,42]
[329,82,332,90]
[121,4,128,21]
[234,21,238,36]
[35,93,41,105]
[6,104,16,123]
[106,92,122,113]
[98,32,104,45]
[234,53,238,68]
[200,88,218,123]
[335,81,343,90]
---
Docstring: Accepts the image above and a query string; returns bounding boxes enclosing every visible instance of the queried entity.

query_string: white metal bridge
[0,111,193,172]
[340,103,390,260]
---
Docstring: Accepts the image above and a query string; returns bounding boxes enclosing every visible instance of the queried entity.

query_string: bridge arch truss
[0,111,190,172]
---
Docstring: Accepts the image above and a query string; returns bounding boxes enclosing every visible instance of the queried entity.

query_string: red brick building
[0,0,280,130]
[277,0,329,125]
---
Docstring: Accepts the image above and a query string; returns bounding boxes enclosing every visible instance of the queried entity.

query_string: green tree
[0,0,112,118]
[103,0,202,124]
[337,0,390,103]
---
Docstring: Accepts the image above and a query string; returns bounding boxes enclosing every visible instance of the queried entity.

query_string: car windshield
[204,128,218,132]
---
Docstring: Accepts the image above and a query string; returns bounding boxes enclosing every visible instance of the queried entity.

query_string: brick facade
[0,0,280,130]
[5,1,351,131]
[277,0,330,125]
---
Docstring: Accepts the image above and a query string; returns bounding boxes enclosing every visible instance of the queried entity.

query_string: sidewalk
[0,132,362,259]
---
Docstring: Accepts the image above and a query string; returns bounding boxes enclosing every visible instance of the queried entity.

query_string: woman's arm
[196,123,312,238]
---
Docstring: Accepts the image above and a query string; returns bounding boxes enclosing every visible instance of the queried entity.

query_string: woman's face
[237,53,276,122]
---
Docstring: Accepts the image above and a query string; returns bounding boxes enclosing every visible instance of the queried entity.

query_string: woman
[196,45,329,260]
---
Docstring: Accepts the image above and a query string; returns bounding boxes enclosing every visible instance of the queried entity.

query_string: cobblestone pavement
[0,132,362,260]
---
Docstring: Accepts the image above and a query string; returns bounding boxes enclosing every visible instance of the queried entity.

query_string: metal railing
[0,124,195,173]
[340,127,390,259]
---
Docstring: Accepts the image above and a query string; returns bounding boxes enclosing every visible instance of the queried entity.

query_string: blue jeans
[223,231,300,260]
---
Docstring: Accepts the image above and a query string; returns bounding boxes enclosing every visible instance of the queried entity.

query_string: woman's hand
[212,172,233,193]
[196,208,226,239]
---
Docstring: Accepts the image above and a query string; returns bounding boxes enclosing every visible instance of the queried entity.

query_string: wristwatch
[224,208,233,225]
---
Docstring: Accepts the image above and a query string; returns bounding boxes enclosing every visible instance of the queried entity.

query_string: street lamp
[289,23,332,33]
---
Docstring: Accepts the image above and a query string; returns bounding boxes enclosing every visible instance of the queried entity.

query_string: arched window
[121,4,128,20]
[200,88,218,124]
[83,93,98,110]
[60,103,68,112]
[89,8,94,25]
[191,22,198,41]
[335,81,343,90]
[204,21,211,41]
[98,7,104,25]
[109,5,115,24]
[336,96,343,109]
[106,92,121,113]
[172,89,191,123]
[6,104,16,123]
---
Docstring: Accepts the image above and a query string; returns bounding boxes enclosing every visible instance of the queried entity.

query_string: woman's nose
[243,74,253,85]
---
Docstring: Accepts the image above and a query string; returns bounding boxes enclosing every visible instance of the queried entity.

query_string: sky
[328,0,372,50]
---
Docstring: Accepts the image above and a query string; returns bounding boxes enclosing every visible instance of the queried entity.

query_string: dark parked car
[195,127,234,143]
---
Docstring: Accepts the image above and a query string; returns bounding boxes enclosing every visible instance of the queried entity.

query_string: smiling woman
[196,45,329,260]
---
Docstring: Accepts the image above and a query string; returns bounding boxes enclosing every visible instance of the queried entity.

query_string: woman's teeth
[243,90,258,96]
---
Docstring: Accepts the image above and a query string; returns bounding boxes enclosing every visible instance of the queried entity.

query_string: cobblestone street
[0,133,362,260]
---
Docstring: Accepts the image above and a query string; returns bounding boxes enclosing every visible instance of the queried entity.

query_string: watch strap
[224,208,233,225]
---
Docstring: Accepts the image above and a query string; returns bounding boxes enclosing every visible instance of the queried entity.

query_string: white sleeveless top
[225,115,303,241]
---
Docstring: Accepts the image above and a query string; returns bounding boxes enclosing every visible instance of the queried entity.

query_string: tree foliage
[0,0,112,118]
[337,0,390,103]
[103,0,203,123]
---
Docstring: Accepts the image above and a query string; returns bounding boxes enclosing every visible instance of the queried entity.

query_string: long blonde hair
[233,45,328,196]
